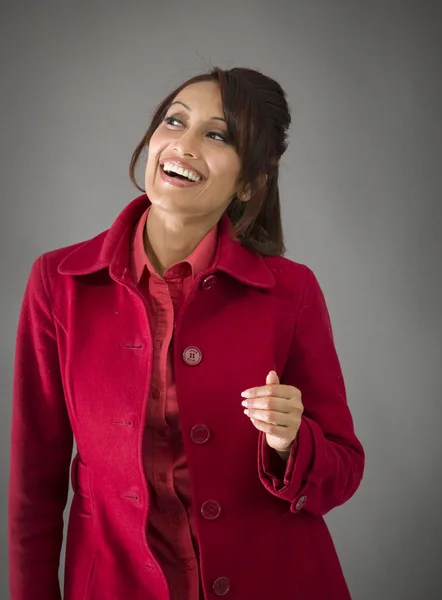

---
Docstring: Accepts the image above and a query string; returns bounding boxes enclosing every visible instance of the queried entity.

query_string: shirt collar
[58,193,276,292]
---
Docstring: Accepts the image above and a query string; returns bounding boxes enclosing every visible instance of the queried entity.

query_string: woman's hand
[241,370,303,454]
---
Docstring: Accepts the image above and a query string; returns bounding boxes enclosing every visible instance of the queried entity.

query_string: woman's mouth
[159,163,204,188]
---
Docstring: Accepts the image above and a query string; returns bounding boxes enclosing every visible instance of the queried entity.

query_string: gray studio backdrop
[1,1,441,599]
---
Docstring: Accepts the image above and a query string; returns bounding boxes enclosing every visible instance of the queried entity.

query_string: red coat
[9,194,365,600]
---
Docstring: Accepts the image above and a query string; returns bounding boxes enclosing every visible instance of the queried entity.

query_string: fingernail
[243,409,249,416]
[241,390,251,398]
[241,400,248,407]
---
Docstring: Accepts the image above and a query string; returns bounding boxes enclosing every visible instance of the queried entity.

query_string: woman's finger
[245,408,294,427]
[249,417,292,438]
[241,396,295,413]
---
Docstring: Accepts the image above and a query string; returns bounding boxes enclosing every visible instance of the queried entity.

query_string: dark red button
[169,264,189,278]
[151,387,160,400]
[158,472,167,483]
[191,424,211,444]
[213,576,230,596]
[201,500,221,520]
[182,346,202,366]
[183,559,195,571]
[171,514,184,524]
[201,274,217,290]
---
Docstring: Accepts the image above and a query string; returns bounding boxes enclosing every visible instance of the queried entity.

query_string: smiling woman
[9,65,364,600]
[130,67,290,259]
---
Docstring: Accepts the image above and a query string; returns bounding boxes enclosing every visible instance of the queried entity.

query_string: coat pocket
[70,454,93,515]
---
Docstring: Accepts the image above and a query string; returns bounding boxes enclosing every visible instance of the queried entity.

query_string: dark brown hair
[129,67,291,256]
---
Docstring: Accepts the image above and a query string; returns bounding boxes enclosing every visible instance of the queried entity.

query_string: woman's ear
[239,188,251,202]
[254,172,268,191]
[236,171,268,202]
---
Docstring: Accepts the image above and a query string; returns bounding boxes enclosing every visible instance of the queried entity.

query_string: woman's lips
[159,164,204,188]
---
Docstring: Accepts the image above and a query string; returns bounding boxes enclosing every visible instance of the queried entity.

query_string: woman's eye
[164,116,228,143]
[208,132,228,143]
[164,116,182,126]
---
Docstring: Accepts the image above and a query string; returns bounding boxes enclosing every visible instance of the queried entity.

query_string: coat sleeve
[8,255,73,600]
[258,266,365,516]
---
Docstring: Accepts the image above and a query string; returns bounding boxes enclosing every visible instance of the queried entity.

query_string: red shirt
[131,206,218,600]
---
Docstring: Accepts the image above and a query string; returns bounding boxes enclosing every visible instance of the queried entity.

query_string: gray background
[1,1,441,598]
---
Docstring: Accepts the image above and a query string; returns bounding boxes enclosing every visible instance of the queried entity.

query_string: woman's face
[145,80,244,221]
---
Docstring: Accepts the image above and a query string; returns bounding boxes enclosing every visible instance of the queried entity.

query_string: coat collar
[58,194,275,290]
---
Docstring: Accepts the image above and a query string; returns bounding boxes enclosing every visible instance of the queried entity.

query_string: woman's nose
[173,130,199,157]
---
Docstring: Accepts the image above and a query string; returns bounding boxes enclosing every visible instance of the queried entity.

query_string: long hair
[129,67,291,256]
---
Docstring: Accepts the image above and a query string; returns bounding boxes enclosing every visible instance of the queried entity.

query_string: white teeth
[162,161,202,182]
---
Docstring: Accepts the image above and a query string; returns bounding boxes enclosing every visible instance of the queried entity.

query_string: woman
[9,66,365,600]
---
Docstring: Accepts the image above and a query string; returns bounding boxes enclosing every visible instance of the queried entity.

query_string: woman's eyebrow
[168,101,226,123]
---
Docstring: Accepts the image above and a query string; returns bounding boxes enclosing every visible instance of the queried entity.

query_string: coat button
[201,500,222,520]
[190,424,211,444]
[295,495,307,511]
[182,346,202,366]
[151,387,161,400]
[171,514,184,524]
[183,558,196,571]
[213,576,230,596]
[201,274,217,290]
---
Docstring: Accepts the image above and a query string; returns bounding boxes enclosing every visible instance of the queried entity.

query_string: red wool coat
[9,194,365,600]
